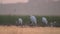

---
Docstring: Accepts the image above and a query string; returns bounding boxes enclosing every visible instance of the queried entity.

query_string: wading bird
[42,17,48,26]
[30,15,37,26]
[16,18,23,26]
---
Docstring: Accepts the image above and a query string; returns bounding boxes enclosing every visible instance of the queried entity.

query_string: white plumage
[16,18,23,25]
[42,17,48,25]
[18,18,23,24]
[30,16,37,25]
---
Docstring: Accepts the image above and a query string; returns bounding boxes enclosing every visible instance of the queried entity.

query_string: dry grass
[0,26,60,34]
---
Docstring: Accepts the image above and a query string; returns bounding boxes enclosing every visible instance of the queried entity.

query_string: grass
[0,15,60,26]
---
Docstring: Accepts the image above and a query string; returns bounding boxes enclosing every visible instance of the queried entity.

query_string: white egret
[16,18,23,26]
[30,15,37,26]
[42,17,48,26]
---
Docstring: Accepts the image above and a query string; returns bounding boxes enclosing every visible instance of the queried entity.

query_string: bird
[16,18,23,26]
[30,15,37,26]
[42,17,48,26]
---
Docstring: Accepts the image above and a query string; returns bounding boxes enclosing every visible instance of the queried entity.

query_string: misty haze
[0,0,60,16]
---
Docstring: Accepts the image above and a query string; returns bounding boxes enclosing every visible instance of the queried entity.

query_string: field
[0,26,60,34]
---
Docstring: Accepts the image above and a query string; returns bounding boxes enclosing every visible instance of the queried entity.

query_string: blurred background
[0,0,60,27]
[0,0,60,16]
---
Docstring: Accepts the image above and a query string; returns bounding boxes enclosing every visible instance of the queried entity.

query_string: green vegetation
[0,15,60,26]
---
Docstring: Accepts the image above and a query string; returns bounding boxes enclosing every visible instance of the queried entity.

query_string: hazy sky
[0,0,29,4]
[0,0,60,4]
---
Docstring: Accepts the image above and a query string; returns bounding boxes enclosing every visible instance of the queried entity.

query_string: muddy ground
[0,26,60,34]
